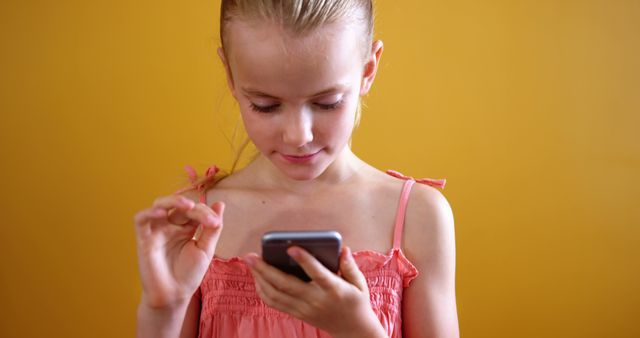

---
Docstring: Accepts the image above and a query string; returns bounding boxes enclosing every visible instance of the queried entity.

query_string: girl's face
[221,18,381,181]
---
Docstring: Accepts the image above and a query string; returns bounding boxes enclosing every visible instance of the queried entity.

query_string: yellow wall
[1,1,638,337]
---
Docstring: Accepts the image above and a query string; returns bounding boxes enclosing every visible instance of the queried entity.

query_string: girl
[134,1,459,337]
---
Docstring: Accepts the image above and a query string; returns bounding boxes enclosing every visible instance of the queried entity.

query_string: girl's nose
[282,109,313,147]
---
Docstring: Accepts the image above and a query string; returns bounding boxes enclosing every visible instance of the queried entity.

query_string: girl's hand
[245,246,387,338]
[134,194,225,309]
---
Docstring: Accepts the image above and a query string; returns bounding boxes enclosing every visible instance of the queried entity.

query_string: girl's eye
[249,99,343,113]
[315,99,343,110]
[250,103,280,113]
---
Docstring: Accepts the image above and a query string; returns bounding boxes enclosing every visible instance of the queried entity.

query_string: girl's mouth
[280,150,322,164]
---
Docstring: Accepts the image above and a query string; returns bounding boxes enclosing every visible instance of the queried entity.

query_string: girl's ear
[218,47,237,97]
[360,40,384,96]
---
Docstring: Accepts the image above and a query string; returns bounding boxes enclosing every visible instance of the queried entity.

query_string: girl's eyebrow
[241,84,348,99]
[241,88,278,99]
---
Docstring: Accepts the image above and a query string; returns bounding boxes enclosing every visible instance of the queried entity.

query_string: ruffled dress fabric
[181,166,446,338]
[196,249,418,338]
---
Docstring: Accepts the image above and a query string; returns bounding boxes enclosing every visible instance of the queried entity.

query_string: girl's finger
[168,196,223,228]
[245,253,308,297]
[249,258,307,317]
[338,246,369,292]
[152,195,195,211]
[185,203,220,227]
[133,208,167,237]
[146,195,195,228]
[287,246,341,289]
[134,208,166,227]
[167,207,192,225]
[193,202,225,258]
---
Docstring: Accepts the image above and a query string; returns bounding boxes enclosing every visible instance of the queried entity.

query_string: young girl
[134,1,459,337]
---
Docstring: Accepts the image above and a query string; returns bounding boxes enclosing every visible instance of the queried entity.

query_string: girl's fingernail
[287,246,301,258]
[344,246,353,261]
[243,255,257,267]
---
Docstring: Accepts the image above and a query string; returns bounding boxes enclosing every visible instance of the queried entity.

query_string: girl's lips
[280,150,322,164]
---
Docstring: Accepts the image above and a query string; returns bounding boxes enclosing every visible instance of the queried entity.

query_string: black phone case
[261,230,342,282]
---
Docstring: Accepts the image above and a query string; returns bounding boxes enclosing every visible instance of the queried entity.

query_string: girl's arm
[402,185,460,338]
[136,292,200,338]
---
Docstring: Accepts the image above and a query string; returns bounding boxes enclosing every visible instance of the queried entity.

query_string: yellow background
[1,1,638,337]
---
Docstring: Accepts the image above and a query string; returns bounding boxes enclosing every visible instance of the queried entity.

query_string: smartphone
[261,230,342,282]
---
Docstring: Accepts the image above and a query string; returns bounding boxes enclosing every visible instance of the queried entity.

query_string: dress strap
[392,179,416,249]
[386,170,446,250]
[174,164,220,204]
[386,170,446,189]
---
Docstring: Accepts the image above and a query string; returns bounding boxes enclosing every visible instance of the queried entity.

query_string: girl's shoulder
[400,173,454,267]
[365,168,454,268]
[368,168,452,254]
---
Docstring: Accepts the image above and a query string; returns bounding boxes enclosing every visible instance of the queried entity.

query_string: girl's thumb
[194,202,225,258]
[339,246,368,292]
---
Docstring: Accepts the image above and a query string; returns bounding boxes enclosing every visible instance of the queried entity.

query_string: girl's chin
[269,154,332,181]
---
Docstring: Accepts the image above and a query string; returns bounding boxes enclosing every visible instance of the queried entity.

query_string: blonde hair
[220,0,374,51]
[192,0,375,191]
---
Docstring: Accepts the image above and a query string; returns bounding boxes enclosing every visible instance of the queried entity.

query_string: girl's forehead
[225,20,364,98]
[225,18,362,57]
